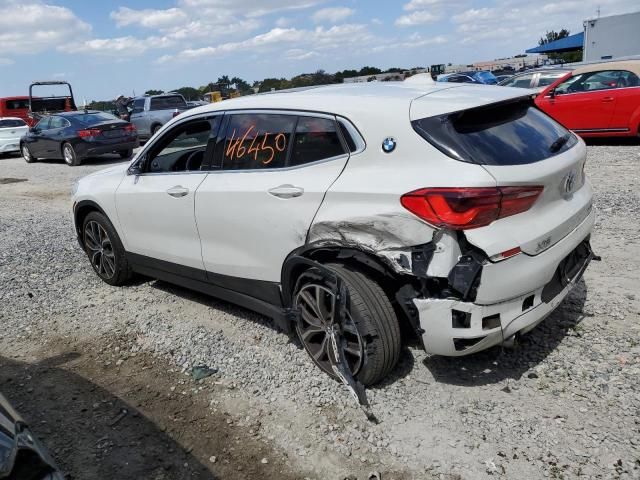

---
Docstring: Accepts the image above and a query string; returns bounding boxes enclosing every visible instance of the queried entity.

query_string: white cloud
[158,24,373,63]
[60,36,175,57]
[403,0,462,10]
[311,7,355,23]
[395,10,441,26]
[0,58,15,66]
[371,18,383,25]
[177,0,327,17]
[285,48,319,60]
[275,16,292,27]
[451,0,640,46]
[0,1,91,54]
[111,7,188,29]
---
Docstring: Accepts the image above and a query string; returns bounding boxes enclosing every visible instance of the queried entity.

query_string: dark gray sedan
[20,111,139,166]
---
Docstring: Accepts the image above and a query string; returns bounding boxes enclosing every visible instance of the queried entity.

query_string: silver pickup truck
[128,93,189,140]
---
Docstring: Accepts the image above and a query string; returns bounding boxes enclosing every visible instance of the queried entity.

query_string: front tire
[62,142,81,166]
[82,211,131,286]
[294,263,401,386]
[22,144,36,163]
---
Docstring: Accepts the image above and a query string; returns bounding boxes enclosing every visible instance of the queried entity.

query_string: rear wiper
[549,133,570,153]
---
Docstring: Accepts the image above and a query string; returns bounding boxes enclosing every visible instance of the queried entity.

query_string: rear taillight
[124,124,136,133]
[77,128,101,138]
[172,109,180,118]
[400,186,543,230]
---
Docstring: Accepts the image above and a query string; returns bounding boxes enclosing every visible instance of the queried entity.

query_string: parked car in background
[495,74,514,83]
[0,392,64,479]
[72,82,594,386]
[0,117,29,155]
[0,97,32,126]
[536,60,640,138]
[127,93,188,140]
[21,110,138,166]
[437,71,498,84]
[499,68,572,91]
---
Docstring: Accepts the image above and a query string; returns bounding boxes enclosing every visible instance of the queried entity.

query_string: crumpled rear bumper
[414,228,595,356]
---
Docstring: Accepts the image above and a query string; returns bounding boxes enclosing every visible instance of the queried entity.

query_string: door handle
[268,184,304,199]
[602,97,614,103]
[166,186,189,198]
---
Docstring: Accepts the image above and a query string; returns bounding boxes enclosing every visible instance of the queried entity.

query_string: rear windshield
[412,99,578,165]
[0,119,27,128]
[70,112,119,125]
[4,99,29,110]
[150,95,187,111]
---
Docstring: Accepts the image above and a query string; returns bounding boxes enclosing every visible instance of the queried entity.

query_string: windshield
[0,119,27,128]
[474,71,498,84]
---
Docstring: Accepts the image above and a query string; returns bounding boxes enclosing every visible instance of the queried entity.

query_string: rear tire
[82,211,131,286]
[22,144,36,163]
[62,142,81,166]
[151,124,161,136]
[293,263,401,386]
[119,148,133,159]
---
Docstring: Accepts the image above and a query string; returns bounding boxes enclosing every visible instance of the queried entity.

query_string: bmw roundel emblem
[382,137,396,153]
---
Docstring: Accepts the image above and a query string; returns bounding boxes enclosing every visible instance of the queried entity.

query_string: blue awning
[526,32,584,54]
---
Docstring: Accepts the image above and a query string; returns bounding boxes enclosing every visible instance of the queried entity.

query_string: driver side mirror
[30,127,40,134]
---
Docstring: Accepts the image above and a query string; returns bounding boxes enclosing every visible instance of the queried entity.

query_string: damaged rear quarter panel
[306,110,497,276]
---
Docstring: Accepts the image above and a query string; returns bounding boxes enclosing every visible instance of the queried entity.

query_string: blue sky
[0,0,637,101]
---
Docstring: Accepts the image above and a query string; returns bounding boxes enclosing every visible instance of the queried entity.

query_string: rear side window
[222,114,296,170]
[150,95,187,111]
[538,72,568,87]
[502,74,533,88]
[412,99,578,166]
[290,117,345,166]
[0,119,26,127]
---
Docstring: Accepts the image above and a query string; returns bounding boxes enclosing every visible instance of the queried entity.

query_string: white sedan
[0,117,28,154]
[71,80,595,386]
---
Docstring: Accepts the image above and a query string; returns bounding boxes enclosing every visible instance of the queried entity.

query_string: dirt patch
[0,177,28,184]
[0,336,312,480]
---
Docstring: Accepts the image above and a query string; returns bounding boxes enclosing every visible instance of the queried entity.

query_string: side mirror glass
[548,89,556,98]
[30,127,39,134]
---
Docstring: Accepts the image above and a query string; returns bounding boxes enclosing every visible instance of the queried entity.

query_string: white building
[583,11,640,62]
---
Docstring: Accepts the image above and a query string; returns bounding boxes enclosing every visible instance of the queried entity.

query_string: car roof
[181,82,530,123]
[572,60,640,76]
[0,117,26,121]
[57,110,108,117]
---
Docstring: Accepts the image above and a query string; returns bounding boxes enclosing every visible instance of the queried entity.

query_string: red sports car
[535,60,640,138]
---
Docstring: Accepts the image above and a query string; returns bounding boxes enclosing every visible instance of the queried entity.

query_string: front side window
[147,118,217,173]
[49,116,69,129]
[618,70,640,87]
[131,99,145,114]
[35,117,50,130]
[290,117,346,166]
[555,70,626,94]
[222,114,296,170]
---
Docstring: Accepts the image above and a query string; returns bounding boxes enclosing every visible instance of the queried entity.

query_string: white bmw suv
[72,81,595,386]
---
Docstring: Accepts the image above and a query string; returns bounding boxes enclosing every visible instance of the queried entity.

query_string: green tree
[538,29,570,45]
[144,89,164,95]
[173,86,200,100]
[538,28,582,63]
[359,66,382,76]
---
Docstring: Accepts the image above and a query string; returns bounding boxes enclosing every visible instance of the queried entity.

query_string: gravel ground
[1,144,639,480]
